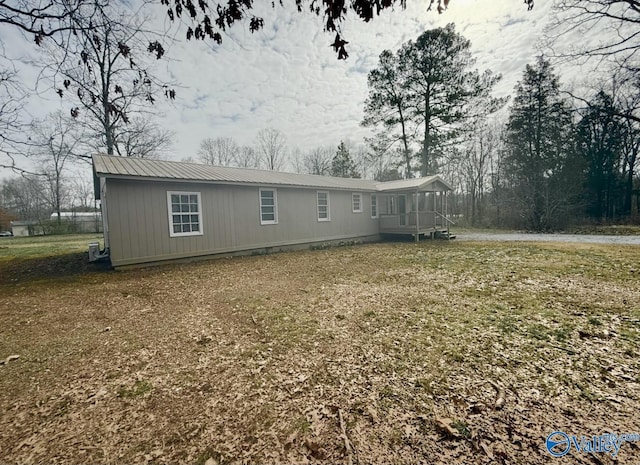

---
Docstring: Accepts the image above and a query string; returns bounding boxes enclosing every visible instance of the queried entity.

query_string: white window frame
[371,193,378,219]
[167,191,203,237]
[352,193,362,213]
[317,191,331,222]
[259,188,278,225]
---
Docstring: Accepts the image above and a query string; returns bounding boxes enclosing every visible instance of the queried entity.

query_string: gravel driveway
[457,232,640,245]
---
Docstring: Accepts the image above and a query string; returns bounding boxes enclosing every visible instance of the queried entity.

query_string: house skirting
[111,233,381,269]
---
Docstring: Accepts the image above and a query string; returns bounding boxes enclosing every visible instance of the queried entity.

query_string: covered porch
[376,176,455,240]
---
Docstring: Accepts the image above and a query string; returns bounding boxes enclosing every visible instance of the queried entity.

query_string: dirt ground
[0,240,639,464]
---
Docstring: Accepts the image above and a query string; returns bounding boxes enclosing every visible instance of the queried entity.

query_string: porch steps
[434,229,456,240]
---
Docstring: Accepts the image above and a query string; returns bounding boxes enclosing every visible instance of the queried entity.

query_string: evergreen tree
[504,57,575,230]
[577,91,624,220]
[362,24,505,178]
[331,142,360,178]
[401,24,505,176]
[362,50,413,177]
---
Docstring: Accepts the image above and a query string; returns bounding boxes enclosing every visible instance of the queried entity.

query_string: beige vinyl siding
[105,178,379,266]
[100,177,110,248]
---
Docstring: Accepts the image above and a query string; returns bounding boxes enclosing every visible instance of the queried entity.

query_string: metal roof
[375,176,453,192]
[93,154,378,191]
[93,155,451,192]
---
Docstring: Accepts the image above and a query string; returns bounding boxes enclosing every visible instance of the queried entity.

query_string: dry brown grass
[0,240,639,464]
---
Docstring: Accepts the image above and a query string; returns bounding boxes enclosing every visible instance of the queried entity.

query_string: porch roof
[375,175,452,193]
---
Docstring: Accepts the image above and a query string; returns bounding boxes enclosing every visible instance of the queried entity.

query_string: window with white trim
[371,194,378,218]
[352,193,362,213]
[317,191,330,221]
[167,191,203,237]
[259,188,278,225]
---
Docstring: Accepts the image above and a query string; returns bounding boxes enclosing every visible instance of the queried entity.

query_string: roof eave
[94,172,378,192]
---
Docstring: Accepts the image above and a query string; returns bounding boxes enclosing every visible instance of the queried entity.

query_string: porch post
[441,191,444,228]
[433,192,437,232]
[445,191,449,236]
[415,190,419,242]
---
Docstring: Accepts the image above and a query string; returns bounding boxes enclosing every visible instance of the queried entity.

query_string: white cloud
[153,0,564,163]
[0,0,615,175]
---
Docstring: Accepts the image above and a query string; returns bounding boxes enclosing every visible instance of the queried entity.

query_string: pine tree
[402,24,505,176]
[504,57,575,230]
[362,50,413,177]
[577,91,624,220]
[330,142,360,178]
[362,24,505,178]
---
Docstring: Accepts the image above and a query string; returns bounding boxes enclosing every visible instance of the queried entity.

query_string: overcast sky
[153,0,559,160]
[1,0,600,174]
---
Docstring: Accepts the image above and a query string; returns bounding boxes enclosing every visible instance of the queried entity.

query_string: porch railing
[379,211,453,231]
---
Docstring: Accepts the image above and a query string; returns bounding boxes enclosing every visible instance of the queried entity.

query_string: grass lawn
[453,224,640,235]
[0,237,639,464]
[0,233,103,260]
[0,233,104,285]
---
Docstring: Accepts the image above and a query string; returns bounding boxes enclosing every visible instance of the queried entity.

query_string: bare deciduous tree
[0,0,106,44]
[302,146,333,175]
[70,173,95,209]
[545,0,640,64]
[37,2,174,156]
[460,120,501,225]
[0,68,31,173]
[0,176,50,222]
[31,111,80,221]
[235,145,261,168]
[256,128,287,171]
[113,118,173,159]
[198,137,239,166]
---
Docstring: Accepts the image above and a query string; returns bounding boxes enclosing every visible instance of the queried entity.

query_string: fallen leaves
[0,354,19,365]
[489,381,506,410]
[436,416,462,438]
[0,241,639,464]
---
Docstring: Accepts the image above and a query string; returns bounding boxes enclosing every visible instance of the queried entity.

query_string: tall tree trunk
[399,110,411,178]
[623,147,637,216]
[55,176,61,224]
[471,188,477,226]
[421,89,431,177]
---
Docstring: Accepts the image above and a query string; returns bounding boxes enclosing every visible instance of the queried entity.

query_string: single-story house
[92,154,453,268]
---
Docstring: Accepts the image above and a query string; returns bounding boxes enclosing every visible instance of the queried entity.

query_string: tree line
[452,56,639,230]
[1,0,639,232]
[357,18,639,230]
[194,132,366,178]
